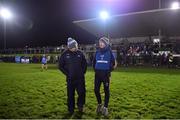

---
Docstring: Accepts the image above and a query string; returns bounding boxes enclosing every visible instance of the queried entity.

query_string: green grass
[0,63,180,119]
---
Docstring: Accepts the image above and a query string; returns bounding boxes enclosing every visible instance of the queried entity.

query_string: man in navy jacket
[93,37,117,116]
[59,38,87,114]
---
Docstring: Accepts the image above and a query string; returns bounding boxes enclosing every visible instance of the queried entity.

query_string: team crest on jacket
[66,54,70,58]
[100,55,104,60]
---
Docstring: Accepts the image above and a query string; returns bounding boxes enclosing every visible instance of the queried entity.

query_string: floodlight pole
[106,21,110,39]
[3,19,7,50]
[0,8,14,51]
[159,0,161,9]
[158,0,162,48]
[103,21,108,38]
[158,27,162,48]
[103,18,110,39]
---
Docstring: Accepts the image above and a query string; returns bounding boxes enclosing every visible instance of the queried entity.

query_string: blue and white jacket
[93,47,115,71]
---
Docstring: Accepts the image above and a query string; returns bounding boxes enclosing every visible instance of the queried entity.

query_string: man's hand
[113,60,118,69]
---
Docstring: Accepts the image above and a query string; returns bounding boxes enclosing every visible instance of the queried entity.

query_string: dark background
[0,0,176,48]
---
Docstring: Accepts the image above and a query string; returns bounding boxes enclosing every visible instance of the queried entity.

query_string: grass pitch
[0,63,180,119]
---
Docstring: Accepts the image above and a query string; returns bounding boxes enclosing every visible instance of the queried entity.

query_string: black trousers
[67,78,86,113]
[94,70,110,108]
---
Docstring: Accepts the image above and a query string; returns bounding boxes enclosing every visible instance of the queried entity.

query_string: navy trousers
[67,78,86,113]
[94,70,110,108]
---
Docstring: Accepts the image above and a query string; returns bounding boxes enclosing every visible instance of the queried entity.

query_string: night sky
[0,0,175,48]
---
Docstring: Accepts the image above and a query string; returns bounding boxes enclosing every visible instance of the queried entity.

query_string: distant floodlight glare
[100,11,109,20]
[171,2,180,10]
[0,8,13,19]
[153,38,160,43]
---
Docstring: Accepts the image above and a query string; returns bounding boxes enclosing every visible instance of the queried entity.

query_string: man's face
[70,48,77,52]
[99,41,106,49]
[69,44,78,52]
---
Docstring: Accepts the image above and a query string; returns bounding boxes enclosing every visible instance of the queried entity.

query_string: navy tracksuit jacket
[58,49,87,113]
[93,47,115,108]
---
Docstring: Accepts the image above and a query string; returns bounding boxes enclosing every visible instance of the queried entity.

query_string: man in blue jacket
[59,38,87,115]
[93,37,117,116]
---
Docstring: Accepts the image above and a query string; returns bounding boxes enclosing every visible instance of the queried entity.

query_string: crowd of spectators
[0,42,180,68]
[116,43,180,68]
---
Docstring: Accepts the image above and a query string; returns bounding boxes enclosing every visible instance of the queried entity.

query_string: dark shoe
[62,111,73,119]
[96,104,102,114]
[78,107,84,113]
[68,110,74,115]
